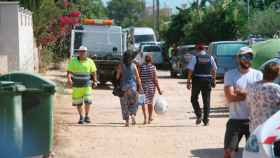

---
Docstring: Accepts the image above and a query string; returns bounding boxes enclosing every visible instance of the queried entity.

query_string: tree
[163,0,248,46]
[71,0,107,18]
[107,0,145,27]
[248,8,280,37]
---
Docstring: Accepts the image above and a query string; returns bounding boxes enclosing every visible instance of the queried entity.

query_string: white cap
[237,47,254,56]
[78,45,88,51]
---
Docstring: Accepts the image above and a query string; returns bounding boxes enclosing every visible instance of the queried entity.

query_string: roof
[133,27,155,35]
[0,1,19,5]
[210,41,248,45]
[178,45,196,48]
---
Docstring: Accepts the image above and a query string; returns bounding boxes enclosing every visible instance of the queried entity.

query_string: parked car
[243,58,280,158]
[208,41,248,79]
[243,111,280,158]
[135,45,164,66]
[170,45,197,78]
[138,42,158,52]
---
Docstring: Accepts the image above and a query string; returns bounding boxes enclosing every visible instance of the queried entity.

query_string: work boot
[84,116,91,123]
[195,117,202,125]
[203,119,209,126]
[78,116,84,124]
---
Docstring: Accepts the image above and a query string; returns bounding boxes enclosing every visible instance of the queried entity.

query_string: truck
[124,27,157,51]
[70,19,123,84]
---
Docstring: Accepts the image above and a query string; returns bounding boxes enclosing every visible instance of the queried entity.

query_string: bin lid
[0,72,55,94]
[0,81,26,93]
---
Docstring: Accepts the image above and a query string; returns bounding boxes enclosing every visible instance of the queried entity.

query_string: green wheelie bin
[0,81,25,158]
[0,73,56,157]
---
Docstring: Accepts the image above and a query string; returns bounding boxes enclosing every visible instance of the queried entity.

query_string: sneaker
[84,116,91,123]
[78,116,84,124]
[195,117,202,125]
[203,119,209,126]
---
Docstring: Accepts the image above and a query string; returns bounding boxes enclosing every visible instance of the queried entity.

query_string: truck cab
[70,19,123,84]
[127,27,157,51]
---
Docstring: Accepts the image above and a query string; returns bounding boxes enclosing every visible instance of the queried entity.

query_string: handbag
[112,79,125,97]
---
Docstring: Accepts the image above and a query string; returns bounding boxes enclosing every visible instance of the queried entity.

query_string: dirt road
[47,70,244,158]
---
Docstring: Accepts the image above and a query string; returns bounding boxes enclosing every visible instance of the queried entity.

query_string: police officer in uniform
[186,44,217,126]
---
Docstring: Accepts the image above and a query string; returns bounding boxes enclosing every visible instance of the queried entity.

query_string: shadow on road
[191,148,243,158]
[211,107,229,113]
[189,107,229,119]
[64,122,197,128]
[95,84,113,90]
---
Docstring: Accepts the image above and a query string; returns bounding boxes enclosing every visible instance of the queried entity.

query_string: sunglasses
[239,54,253,61]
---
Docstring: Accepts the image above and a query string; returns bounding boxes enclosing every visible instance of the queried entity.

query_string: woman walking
[246,62,280,132]
[116,52,142,127]
[140,54,162,124]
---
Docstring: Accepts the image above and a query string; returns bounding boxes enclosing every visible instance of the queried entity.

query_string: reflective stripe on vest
[72,72,92,87]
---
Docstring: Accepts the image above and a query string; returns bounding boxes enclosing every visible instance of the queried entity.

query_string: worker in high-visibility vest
[67,46,97,124]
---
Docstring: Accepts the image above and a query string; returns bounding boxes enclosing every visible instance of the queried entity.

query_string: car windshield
[134,35,155,43]
[216,43,247,56]
[143,46,161,52]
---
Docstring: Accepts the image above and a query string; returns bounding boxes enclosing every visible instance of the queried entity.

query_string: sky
[102,0,193,10]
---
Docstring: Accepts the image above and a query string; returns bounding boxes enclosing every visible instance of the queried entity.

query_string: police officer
[67,46,97,124]
[186,43,217,126]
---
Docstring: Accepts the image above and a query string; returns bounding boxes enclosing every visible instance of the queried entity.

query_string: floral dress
[246,82,280,132]
[120,63,138,120]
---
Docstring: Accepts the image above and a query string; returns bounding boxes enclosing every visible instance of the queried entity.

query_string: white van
[131,27,157,50]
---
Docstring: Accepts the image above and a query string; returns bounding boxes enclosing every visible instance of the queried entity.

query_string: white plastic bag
[154,96,168,115]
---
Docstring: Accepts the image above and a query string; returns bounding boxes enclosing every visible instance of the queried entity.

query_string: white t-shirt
[224,68,263,119]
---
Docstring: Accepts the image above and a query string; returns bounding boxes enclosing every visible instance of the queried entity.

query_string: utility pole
[153,0,156,31]
[156,0,160,40]
[247,0,250,22]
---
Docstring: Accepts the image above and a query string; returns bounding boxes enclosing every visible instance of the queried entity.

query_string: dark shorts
[224,119,250,151]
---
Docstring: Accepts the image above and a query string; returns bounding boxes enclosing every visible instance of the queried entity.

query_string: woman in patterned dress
[139,53,162,124]
[246,62,280,132]
[116,52,142,126]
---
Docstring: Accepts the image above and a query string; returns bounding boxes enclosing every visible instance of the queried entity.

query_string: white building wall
[0,2,20,71]
[0,2,37,72]
[18,8,35,72]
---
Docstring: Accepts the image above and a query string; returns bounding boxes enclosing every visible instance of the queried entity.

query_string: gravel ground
[46,70,244,158]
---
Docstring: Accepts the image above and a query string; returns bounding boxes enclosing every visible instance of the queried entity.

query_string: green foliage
[248,8,280,37]
[163,8,192,45]
[107,0,145,27]
[163,0,248,46]
[72,0,107,18]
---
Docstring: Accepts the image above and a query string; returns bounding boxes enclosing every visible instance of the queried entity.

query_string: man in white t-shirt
[223,47,263,158]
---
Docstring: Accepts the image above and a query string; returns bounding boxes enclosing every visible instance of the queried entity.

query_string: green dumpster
[0,81,25,157]
[0,73,56,157]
